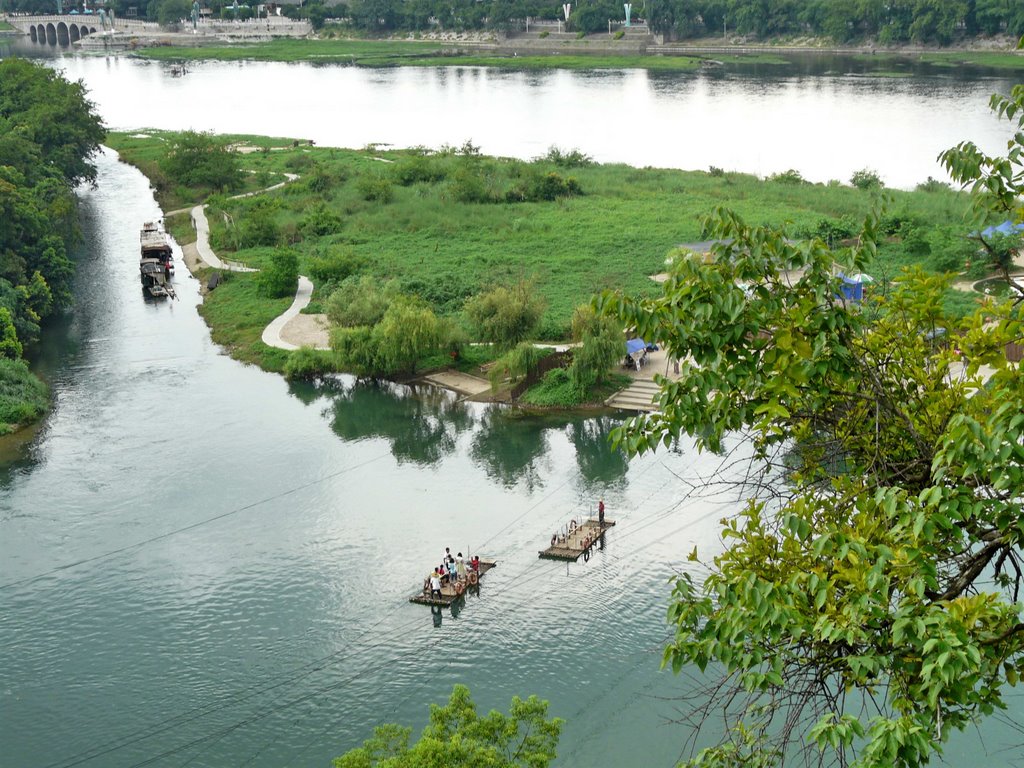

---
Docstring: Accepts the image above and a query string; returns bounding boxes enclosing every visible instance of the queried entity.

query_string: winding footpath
[176,172,329,350]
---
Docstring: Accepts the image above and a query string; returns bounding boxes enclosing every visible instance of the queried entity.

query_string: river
[0,41,1021,768]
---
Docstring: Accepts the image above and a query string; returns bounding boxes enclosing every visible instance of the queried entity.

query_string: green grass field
[107,130,992,373]
[0,21,16,31]
[134,38,446,63]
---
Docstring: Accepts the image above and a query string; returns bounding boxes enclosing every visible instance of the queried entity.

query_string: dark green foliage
[327,277,403,328]
[159,130,243,192]
[240,215,281,248]
[308,248,365,285]
[0,59,103,431]
[540,146,594,168]
[917,176,952,193]
[0,58,105,187]
[520,367,581,406]
[300,203,343,238]
[392,154,447,186]
[257,249,299,298]
[334,684,561,768]
[283,346,338,380]
[0,308,22,360]
[465,281,545,350]
[768,169,806,184]
[0,357,48,434]
[801,217,856,248]
[508,171,582,203]
[850,168,883,189]
[488,342,545,389]
[356,174,394,203]
[568,304,621,394]
[331,297,447,376]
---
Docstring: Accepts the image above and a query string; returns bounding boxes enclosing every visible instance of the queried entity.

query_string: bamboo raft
[539,517,616,562]
[409,558,497,606]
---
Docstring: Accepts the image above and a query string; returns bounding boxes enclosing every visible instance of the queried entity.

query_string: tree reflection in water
[305,377,476,466]
[567,415,629,485]
[469,407,553,490]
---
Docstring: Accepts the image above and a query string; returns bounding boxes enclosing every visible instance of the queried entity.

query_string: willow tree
[598,87,1024,768]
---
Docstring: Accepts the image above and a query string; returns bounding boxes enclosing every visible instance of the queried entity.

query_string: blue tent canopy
[625,338,647,355]
[980,220,1024,239]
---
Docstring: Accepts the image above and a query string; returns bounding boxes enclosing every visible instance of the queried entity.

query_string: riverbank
[108,129,993,402]
[131,33,1024,70]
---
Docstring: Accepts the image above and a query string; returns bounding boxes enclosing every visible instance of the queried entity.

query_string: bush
[520,367,582,407]
[508,171,582,202]
[850,168,883,190]
[488,342,545,389]
[392,155,447,186]
[283,347,337,380]
[307,248,365,284]
[159,130,243,192]
[768,169,805,184]
[465,281,545,349]
[257,249,299,298]
[917,176,951,193]
[540,146,594,168]
[240,216,281,248]
[539,30,550,38]
[299,203,343,238]
[356,175,394,203]
[613,29,625,39]
[448,166,490,204]
[328,277,401,328]
[708,166,725,177]
[0,357,48,433]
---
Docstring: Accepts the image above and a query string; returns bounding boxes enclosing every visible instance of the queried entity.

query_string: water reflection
[567,415,629,484]
[320,377,475,465]
[469,407,558,490]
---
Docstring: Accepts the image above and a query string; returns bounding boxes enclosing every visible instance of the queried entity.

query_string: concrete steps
[606,379,661,412]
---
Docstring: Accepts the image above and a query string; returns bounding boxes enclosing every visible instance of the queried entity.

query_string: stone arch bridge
[5,14,159,45]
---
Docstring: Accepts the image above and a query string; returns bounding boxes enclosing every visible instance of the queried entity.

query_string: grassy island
[108,129,994,403]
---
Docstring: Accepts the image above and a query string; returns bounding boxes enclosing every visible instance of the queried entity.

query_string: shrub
[305,166,334,195]
[448,166,490,203]
[240,216,281,248]
[568,305,620,393]
[899,224,931,256]
[392,155,447,186]
[465,281,545,350]
[307,248,365,284]
[283,347,337,380]
[257,249,299,298]
[328,277,401,328]
[520,367,582,407]
[285,153,315,171]
[159,130,242,192]
[850,168,883,190]
[768,169,805,184]
[708,166,725,177]
[613,29,625,39]
[299,203,343,238]
[488,342,545,389]
[356,175,394,203]
[0,357,48,433]
[539,30,549,38]
[508,171,582,202]
[917,176,951,193]
[540,146,594,168]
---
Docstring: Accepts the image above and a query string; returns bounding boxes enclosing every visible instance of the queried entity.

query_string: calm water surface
[1,42,1023,767]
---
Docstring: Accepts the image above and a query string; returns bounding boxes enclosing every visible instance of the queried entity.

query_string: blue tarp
[625,338,647,355]
[980,220,1024,239]
[838,274,864,302]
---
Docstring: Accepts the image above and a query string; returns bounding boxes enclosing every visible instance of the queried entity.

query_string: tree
[159,130,242,192]
[464,280,545,350]
[597,108,1024,765]
[567,304,620,395]
[335,684,562,768]
[256,249,298,298]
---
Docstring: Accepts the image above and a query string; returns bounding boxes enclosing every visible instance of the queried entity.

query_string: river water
[1,41,1022,768]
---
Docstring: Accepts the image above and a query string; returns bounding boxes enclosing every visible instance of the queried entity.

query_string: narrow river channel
[2,42,1023,767]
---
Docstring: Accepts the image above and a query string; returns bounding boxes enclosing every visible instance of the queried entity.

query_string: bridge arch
[29,25,38,42]
[36,23,46,42]
[45,22,56,45]
[89,26,97,33]
[56,21,70,45]
[69,25,80,42]
[81,25,92,37]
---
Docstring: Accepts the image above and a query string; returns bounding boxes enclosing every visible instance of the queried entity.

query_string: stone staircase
[605,379,661,412]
